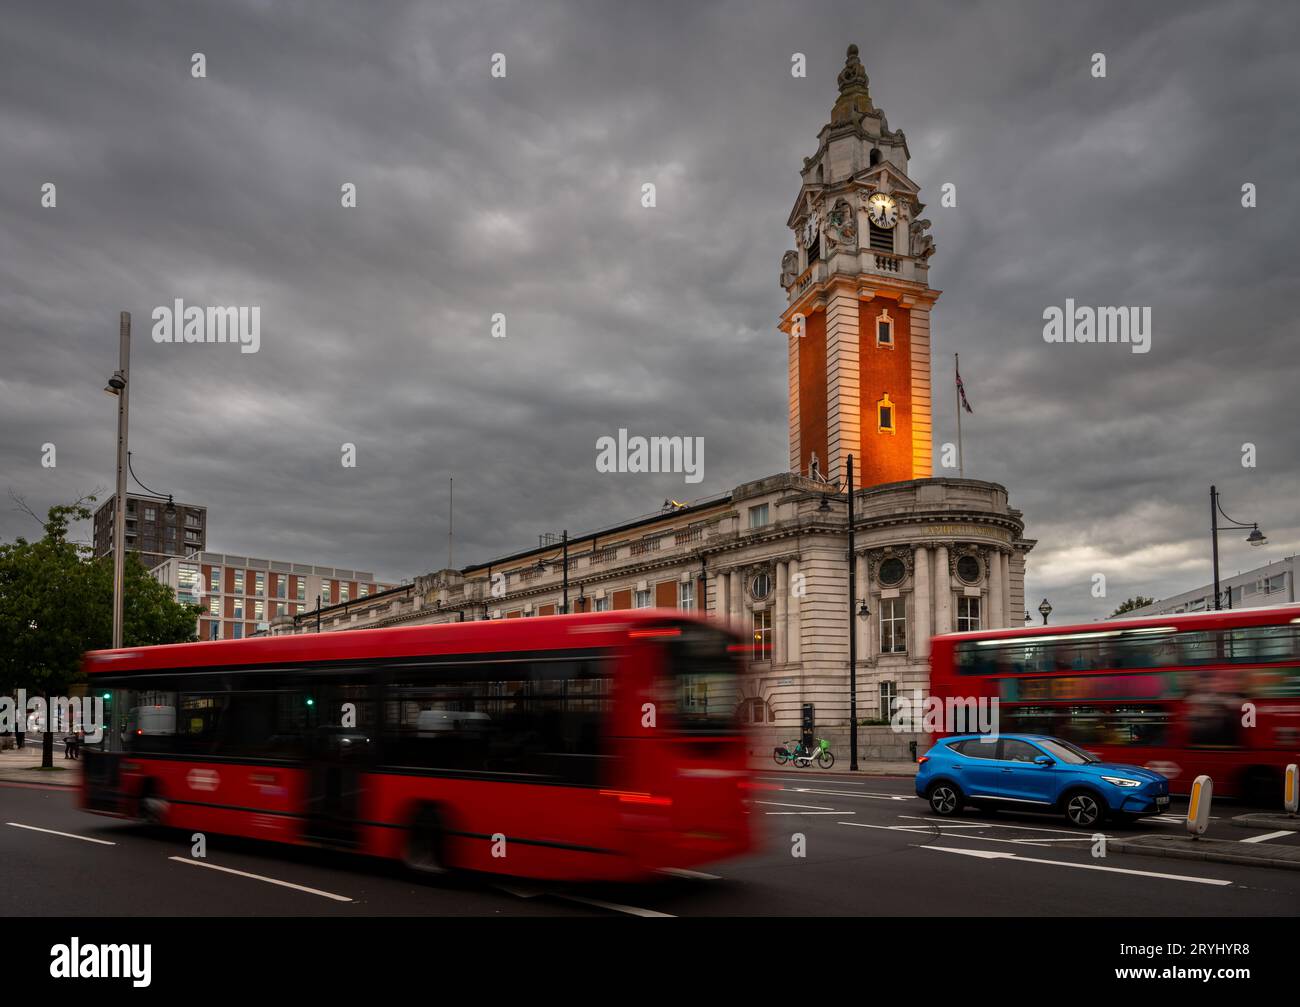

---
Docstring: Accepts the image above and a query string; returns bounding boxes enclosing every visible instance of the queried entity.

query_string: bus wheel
[1064,790,1103,828]
[404,804,448,875]
[138,782,168,826]
[1242,766,1280,807]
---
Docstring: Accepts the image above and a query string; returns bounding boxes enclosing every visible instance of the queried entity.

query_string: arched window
[869,148,882,167]
[877,393,896,433]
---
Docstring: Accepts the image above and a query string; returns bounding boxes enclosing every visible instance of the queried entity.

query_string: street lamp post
[105,312,131,650]
[847,454,858,772]
[561,530,569,614]
[1038,598,1052,625]
[316,595,322,633]
[1210,485,1266,610]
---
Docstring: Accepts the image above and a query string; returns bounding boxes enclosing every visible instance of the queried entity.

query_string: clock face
[866,192,898,229]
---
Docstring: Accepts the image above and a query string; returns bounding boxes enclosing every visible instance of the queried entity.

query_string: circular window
[750,572,772,600]
[956,555,982,584]
[878,557,906,586]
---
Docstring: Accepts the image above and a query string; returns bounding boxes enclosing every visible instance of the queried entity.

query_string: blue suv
[915,734,1170,827]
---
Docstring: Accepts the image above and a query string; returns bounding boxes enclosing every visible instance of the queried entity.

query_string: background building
[1117,556,1296,617]
[92,492,207,571]
[151,551,395,640]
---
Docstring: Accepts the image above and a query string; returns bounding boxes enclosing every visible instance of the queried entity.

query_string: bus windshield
[661,624,743,733]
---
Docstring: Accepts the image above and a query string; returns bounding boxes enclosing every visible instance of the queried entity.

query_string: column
[730,570,743,627]
[933,543,952,636]
[1001,551,1013,629]
[716,569,729,623]
[988,550,1005,629]
[913,546,931,659]
[855,552,870,660]
[824,285,861,488]
[787,559,802,663]
[909,302,934,479]
[775,561,788,665]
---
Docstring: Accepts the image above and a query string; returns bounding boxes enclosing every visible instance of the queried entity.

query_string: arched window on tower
[869,148,882,167]
[876,309,894,348]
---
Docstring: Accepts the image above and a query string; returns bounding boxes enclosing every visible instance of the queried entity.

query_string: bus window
[660,627,743,733]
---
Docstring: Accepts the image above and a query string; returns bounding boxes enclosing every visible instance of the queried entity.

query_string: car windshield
[1034,738,1099,765]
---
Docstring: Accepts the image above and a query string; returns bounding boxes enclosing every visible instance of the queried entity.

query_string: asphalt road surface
[4,773,1299,917]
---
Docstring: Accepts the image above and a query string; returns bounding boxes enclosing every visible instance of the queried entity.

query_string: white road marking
[167,857,353,902]
[1240,830,1296,844]
[558,895,674,917]
[756,800,836,811]
[785,788,913,801]
[899,815,1090,836]
[657,867,721,880]
[7,822,116,846]
[919,845,1233,886]
[767,811,851,816]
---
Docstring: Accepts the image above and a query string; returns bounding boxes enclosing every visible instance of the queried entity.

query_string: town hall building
[270,46,1035,749]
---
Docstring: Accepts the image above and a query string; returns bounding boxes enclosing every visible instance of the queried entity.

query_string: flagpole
[955,353,964,478]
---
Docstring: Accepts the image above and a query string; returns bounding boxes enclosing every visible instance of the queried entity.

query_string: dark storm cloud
[1,0,1296,621]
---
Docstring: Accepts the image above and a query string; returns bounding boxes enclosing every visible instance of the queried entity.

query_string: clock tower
[780,44,939,490]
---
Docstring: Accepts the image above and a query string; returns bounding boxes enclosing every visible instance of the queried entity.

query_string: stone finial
[831,43,875,124]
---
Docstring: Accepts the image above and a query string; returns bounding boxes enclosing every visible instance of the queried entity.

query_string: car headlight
[1101,775,1142,788]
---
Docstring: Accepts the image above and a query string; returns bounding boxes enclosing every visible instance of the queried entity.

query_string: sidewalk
[0,740,82,787]
[748,756,918,776]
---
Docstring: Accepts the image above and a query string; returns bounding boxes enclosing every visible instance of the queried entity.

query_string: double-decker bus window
[381,658,613,784]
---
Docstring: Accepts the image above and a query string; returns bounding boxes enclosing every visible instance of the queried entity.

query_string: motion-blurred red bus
[930,604,1300,800]
[81,610,755,881]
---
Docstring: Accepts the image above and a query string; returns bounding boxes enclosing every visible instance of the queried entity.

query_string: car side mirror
[1034,755,1055,767]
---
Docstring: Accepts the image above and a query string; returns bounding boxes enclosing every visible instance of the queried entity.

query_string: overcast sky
[2,0,1296,624]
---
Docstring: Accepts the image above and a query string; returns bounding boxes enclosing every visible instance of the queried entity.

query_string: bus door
[304,727,371,847]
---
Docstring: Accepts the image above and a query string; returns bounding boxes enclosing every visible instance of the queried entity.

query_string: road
[4,773,1299,917]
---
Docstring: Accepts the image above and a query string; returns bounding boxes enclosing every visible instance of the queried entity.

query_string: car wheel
[1064,790,1104,828]
[404,804,448,875]
[928,782,963,816]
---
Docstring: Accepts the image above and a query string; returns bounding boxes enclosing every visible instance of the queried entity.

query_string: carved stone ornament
[909,217,935,260]
[867,546,913,585]
[780,250,799,288]
[825,198,857,251]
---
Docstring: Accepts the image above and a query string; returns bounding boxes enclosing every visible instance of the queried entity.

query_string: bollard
[1286,764,1298,817]
[1186,774,1212,838]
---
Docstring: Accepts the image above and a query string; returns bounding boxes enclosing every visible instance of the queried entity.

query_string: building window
[957,596,981,632]
[879,681,898,721]
[748,504,770,529]
[678,581,695,611]
[185,513,202,528]
[208,622,219,641]
[340,582,350,603]
[229,597,244,620]
[359,584,369,598]
[178,564,200,603]
[144,506,156,522]
[741,698,771,724]
[633,588,652,609]
[209,596,220,617]
[253,572,264,596]
[321,584,332,605]
[276,577,286,599]
[232,622,243,640]
[868,220,893,252]
[752,609,772,660]
[594,596,611,612]
[956,555,982,585]
[209,569,220,593]
[878,556,906,586]
[877,394,896,434]
[296,579,306,601]
[252,599,264,622]
[233,570,244,596]
[876,310,894,347]
[880,597,906,653]
[276,603,286,618]
[750,571,772,600]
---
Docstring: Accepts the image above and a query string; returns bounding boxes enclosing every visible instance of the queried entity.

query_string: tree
[1110,596,1155,618]
[0,496,200,767]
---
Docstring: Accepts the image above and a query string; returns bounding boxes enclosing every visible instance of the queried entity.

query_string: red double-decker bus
[81,610,755,881]
[930,604,1300,800]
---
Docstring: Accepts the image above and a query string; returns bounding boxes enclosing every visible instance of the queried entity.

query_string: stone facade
[272,474,1033,732]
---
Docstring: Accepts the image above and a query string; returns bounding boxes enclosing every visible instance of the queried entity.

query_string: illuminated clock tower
[780,44,939,489]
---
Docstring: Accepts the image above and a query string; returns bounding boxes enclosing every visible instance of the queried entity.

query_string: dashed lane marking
[557,895,674,918]
[1240,830,1296,844]
[7,822,116,846]
[919,845,1234,886]
[167,857,353,902]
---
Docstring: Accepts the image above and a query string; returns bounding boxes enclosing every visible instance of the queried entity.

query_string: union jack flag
[955,365,973,414]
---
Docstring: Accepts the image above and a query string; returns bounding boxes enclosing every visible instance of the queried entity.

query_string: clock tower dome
[780,44,939,489]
